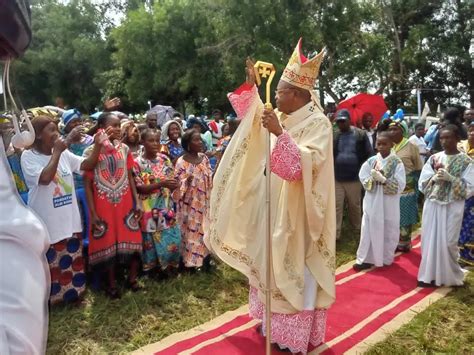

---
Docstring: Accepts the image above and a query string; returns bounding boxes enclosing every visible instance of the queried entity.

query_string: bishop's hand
[245,57,256,86]
[261,109,283,137]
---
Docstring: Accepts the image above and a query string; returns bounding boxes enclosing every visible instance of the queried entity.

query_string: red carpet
[134,236,452,354]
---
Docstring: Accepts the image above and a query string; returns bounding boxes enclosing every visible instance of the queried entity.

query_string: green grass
[47,219,471,354]
[367,272,474,355]
[47,265,249,354]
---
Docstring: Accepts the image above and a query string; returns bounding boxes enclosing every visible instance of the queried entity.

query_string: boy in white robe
[354,132,406,271]
[418,125,473,287]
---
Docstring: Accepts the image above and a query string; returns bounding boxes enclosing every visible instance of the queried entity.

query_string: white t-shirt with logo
[21,149,85,244]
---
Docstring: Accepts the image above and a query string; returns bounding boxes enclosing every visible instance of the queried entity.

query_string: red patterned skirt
[46,233,86,305]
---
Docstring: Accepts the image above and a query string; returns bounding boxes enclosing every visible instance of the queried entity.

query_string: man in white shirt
[208,109,224,147]
[408,123,429,163]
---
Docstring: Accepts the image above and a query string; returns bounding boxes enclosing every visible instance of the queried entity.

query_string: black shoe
[201,255,214,273]
[417,281,437,288]
[272,343,292,352]
[353,263,373,271]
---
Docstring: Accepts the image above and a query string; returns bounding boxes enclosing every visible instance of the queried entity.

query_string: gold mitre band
[280,38,325,91]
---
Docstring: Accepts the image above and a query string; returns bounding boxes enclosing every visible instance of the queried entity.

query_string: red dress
[85,143,142,267]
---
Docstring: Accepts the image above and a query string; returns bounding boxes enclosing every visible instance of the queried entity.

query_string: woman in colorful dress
[173,129,213,270]
[388,120,423,252]
[458,121,474,266]
[5,142,28,198]
[134,129,181,276]
[21,116,103,304]
[418,125,473,287]
[84,112,143,299]
[60,109,95,247]
[160,119,184,164]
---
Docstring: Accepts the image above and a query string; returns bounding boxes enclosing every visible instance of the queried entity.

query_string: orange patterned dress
[173,155,212,267]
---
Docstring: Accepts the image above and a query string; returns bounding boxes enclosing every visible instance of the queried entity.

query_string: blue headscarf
[61,109,81,127]
[89,111,103,121]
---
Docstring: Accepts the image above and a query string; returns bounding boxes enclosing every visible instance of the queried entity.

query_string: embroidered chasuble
[205,84,336,314]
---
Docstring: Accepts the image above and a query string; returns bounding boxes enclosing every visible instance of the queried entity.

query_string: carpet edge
[131,305,249,354]
[343,287,452,354]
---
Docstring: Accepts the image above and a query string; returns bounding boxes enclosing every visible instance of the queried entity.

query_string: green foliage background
[11,0,474,115]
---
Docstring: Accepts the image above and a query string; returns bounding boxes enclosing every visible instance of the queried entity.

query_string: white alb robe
[0,140,50,355]
[357,153,406,267]
[418,152,474,286]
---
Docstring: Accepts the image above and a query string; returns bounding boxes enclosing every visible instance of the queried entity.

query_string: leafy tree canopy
[9,0,474,114]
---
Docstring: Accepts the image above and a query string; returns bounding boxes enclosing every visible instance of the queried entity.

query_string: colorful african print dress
[134,153,181,271]
[84,143,142,268]
[458,140,474,265]
[393,139,423,251]
[68,134,95,243]
[173,155,212,267]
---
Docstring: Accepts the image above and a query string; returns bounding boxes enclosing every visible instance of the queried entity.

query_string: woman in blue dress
[161,120,184,164]
[458,122,474,266]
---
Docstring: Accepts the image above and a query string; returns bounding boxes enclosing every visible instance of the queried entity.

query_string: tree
[375,0,473,109]
[12,0,111,111]
[11,0,472,114]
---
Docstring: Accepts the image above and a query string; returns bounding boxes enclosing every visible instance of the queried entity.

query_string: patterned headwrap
[28,107,60,121]
[61,109,81,127]
[389,119,409,137]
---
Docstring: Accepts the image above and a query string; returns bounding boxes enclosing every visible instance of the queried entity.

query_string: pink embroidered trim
[249,287,327,354]
[270,131,303,181]
[227,83,258,119]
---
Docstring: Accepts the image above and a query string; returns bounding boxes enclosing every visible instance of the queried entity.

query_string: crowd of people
[328,107,473,285]
[1,103,239,303]
[1,99,472,306]
[0,77,473,355]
